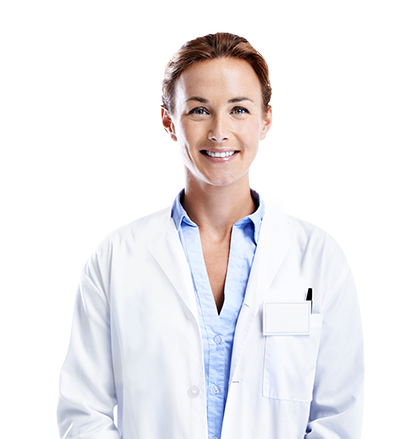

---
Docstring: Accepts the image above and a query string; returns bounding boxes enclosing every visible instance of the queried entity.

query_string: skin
[162,57,272,313]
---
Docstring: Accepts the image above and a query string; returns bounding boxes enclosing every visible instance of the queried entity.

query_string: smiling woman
[58,33,364,439]
[162,57,272,192]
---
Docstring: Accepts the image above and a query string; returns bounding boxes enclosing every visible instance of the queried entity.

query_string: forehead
[175,58,262,103]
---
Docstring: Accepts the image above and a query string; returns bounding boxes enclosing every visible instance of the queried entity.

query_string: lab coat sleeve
[305,265,364,439]
[57,258,121,439]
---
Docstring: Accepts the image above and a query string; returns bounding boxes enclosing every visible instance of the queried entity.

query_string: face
[161,58,272,189]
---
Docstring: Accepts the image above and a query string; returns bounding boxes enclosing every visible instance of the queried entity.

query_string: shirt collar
[171,190,194,230]
[171,189,265,244]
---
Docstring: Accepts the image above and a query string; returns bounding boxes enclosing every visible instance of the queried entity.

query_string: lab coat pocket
[263,308,323,402]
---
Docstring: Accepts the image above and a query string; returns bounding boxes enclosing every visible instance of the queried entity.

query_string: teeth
[205,150,235,158]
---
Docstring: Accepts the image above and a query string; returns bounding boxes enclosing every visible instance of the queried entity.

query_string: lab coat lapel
[146,209,198,320]
[230,202,292,380]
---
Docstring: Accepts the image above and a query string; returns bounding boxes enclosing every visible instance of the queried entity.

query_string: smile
[203,150,237,158]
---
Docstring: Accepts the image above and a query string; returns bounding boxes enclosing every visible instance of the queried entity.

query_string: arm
[57,265,121,439]
[305,266,364,438]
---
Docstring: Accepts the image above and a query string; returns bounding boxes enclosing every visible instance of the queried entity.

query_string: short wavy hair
[162,32,272,115]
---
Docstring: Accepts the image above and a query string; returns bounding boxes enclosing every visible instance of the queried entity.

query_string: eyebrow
[228,97,254,104]
[185,96,254,104]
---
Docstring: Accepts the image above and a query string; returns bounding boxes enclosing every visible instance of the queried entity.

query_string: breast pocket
[263,304,323,402]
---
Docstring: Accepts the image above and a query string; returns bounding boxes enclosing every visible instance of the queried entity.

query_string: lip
[200,149,239,163]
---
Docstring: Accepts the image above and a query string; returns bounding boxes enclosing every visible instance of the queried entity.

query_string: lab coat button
[213,335,223,344]
[185,310,194,320]
[188,385,200,398]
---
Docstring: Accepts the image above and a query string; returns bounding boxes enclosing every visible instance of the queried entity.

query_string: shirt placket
[181,222,226,439]
[174,197,262,439]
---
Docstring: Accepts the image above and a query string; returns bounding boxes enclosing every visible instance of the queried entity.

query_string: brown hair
[162,32,272,115]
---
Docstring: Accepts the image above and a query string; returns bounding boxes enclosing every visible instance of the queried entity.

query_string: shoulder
[84,206,172,276]
[261,211,348,273]
[288,217,350,298]
[106,199,172,250]
[287,216,347,265]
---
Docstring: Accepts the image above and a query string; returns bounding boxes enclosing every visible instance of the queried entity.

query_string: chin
[186,165,248,189]
[204,173,248,188]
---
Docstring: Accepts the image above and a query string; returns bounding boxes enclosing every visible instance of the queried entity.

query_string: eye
[188,107,209,115]
[231,106,250,115]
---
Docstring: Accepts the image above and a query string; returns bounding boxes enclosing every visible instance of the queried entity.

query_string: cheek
[177,124,201,164]
[177,121,203,146]
[241,121,263,144]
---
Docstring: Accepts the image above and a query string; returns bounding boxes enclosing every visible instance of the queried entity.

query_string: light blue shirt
[171,190,264,439]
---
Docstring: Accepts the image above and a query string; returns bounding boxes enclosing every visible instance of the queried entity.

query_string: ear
[259,105,273,141]
[161,107,177,141]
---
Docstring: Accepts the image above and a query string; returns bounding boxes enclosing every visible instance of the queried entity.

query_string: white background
[1,1,419,437]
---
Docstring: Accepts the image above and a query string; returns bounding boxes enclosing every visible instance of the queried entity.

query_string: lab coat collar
[243,201,291,311]
[145,208,199,322]
[229,201,292,381]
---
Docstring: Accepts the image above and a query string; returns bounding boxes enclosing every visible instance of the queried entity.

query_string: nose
[208,114,229,143]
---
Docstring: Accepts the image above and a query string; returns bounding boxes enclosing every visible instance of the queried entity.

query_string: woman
[58,33,364,439]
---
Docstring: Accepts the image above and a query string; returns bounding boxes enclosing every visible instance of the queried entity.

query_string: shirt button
[212,385,221,394]
[187,385,200,398]
[213,335,223,344]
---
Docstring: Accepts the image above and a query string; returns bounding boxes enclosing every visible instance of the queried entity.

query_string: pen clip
[306,288,313,312]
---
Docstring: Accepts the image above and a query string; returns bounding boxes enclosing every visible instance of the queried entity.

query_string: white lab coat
[58,201,364,439]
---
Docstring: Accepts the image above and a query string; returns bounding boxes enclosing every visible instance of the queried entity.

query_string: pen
[306,288,312,311]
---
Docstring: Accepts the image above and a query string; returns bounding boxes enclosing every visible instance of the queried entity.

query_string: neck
[182,172,256,236]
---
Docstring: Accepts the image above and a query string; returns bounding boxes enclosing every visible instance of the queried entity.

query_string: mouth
[201,150,238,158]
